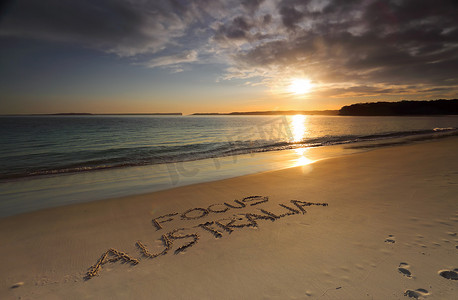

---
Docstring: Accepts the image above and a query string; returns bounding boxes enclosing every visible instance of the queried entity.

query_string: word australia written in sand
[86,196,328,279]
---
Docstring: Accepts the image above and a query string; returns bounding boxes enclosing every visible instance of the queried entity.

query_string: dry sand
[1,137,457,299]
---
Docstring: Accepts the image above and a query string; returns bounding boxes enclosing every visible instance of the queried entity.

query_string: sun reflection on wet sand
[292,147,315,167]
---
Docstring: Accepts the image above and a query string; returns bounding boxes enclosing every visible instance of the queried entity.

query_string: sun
[288,78,313,95]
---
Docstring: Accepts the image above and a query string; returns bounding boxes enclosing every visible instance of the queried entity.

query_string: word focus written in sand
[85,196,328,279]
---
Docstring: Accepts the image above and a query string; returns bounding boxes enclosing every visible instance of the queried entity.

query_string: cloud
[1,0,457,98]
[279,5,304,30]
[227,0,458,95]
[0,0,218,56]
[241,0,265,14]
[146,50,198,68]
[214,15,257,42]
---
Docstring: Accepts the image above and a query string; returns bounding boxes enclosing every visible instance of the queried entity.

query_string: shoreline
[1,132,457,219]
[1,136,457,299]
[0,139,357,219]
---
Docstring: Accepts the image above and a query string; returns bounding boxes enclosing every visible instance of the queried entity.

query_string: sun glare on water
[288,78,313,95]
[290,115,315,167]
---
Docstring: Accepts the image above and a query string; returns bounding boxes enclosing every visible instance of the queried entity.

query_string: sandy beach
[1,137,457,299]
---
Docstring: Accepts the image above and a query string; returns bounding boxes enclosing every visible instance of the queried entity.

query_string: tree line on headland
[338,99,458,116]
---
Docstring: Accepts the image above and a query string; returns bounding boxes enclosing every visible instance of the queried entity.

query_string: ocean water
[1,115,458,217]
[1,115,458,180]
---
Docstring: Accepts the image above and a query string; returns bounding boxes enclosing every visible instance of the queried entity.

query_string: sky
[0,0,457,114]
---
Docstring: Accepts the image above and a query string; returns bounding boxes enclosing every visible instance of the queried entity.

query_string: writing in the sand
[85,196,328,279]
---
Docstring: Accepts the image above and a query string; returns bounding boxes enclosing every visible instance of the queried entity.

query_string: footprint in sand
[404,288,429,299]
[398,262,412,278]
[10,282,24,289]
[385,234,396,244]
[438,268,458,280]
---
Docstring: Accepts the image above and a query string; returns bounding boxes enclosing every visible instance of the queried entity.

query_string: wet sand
[1,137,457,299]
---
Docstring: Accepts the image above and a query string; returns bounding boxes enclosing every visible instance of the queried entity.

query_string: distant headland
[1,113,183,116]
[52,113,183,116]
[193,99,458,116]
[339,99,458,116]
[2,99,458,117]
[192,110,339,116]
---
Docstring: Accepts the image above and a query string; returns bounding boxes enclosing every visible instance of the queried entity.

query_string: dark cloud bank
[1,0,457,97]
